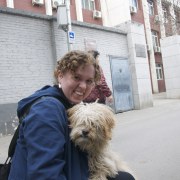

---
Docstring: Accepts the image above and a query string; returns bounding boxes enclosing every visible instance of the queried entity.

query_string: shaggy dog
[67,102,132,180]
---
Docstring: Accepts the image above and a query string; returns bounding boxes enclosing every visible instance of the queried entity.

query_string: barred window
[129,0,138,8]
[81,0,95,10]
[152,31,159,47]
[156,64,163,80]
[148,0,154,15]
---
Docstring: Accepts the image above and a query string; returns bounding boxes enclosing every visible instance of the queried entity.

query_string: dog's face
[67,103,115,152]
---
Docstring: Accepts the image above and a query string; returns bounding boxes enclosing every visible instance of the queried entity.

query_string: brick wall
[0,7,127,135]
[0,12,56,104]
[0,0,102,25]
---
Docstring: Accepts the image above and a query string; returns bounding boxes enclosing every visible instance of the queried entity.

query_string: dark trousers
[108,171,135,180]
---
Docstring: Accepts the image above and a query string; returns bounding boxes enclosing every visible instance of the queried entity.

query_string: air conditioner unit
[93,10,102,19]
[154,46,161,53]
[52,0,62,9]
[154,15,161,23]
[32,0,44,6]
[130,6,137,14]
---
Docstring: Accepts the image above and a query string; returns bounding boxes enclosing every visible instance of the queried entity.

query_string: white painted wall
[100,0,131,27]
[161,35,180,98]
[116,21,153,109]
[75,0,83,22]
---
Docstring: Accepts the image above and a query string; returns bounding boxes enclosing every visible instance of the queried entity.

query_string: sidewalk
[0,93,177,163]
[0,135,12,163]
[0,93,179,164]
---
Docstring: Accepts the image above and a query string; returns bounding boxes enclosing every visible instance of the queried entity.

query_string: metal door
[110,56,133,113]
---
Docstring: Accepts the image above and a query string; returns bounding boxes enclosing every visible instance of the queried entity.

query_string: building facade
[1,0,155,135]
[0,0,103,25]
[101,0,180,93]
[2,0,179,94]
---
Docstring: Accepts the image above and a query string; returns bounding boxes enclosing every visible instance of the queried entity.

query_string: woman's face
[58,64,95,104]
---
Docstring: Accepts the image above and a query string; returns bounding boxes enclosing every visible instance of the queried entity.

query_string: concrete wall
[117,21,153,109]
[0,7,153,135]
[100,0,130,27]
[0,7,129,135]
[160,35,180,98]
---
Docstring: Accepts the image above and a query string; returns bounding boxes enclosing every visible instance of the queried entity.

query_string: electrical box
[57,5,68,28]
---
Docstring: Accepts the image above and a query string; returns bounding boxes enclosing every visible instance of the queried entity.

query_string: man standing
[84,50,113,104]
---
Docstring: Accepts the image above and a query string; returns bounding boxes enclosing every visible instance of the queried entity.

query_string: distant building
[100,0,180,93]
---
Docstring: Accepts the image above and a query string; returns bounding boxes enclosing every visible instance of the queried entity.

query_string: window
[162,5,168,23]
[148,0,154,15]
[175,9,180,22]
[81,0,95,10]
[156,64,163,80]
[151,31,159,47]
[129,0,138,8]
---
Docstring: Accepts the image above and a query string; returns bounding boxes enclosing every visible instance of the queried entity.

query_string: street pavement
[111,94,180,180]
[0,93,180,180]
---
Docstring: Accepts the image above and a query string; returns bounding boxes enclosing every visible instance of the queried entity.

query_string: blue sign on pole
[68,31,75,44]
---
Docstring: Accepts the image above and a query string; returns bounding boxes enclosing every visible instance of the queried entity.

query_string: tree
[155,0,180,36]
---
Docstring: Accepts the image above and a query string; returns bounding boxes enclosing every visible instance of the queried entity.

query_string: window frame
[162,5,169,23]
[129,0,138,8]
[148,0,154,15]
[156,64,163,80]
[151,31,159,47]
[81,0,95,11]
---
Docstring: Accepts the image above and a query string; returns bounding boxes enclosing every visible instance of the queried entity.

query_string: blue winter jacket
[8,85,89,180]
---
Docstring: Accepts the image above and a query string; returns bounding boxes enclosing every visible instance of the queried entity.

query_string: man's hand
[106,95,113,103]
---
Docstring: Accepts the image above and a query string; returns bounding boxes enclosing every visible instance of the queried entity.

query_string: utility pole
[57,0,73,52]
[65,0,72,51]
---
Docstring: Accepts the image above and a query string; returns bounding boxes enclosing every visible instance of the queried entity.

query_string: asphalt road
[111,98,180,180]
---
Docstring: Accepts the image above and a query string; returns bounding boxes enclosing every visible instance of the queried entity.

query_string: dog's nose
[82,130,89,137]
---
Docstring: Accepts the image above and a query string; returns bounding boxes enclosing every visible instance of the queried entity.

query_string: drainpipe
[142,0,159,93]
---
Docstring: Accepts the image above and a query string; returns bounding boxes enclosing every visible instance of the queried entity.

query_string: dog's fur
[67,102,133,180]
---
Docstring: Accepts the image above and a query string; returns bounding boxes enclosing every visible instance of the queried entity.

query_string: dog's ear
[104,127,113,140]
[101,105,115,129]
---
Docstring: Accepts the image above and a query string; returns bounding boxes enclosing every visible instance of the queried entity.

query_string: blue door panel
[110,57,133,113]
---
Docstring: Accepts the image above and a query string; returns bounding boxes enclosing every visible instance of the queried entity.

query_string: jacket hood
[17,85,70,118]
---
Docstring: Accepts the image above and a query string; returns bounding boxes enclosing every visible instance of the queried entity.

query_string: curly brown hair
[88,50,100,59]
[54,50,101,84]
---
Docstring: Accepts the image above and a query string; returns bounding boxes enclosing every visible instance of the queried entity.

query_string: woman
[8,50,135,180]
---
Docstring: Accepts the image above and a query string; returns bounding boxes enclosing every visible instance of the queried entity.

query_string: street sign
[68,31,75,44]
